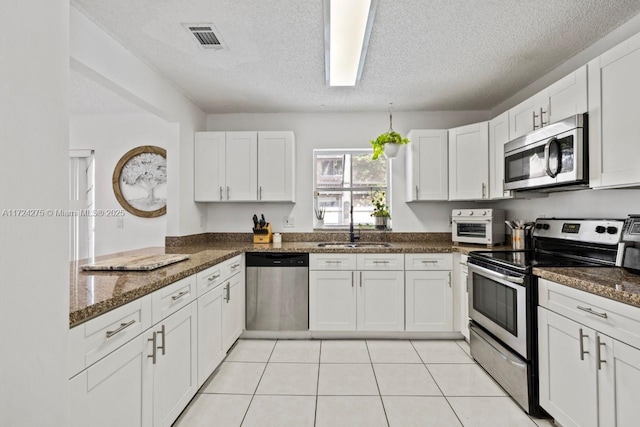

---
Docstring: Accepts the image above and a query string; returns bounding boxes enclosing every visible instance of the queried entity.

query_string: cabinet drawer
[539,278,640,349]
[151,275,196,325]
[405,253,453,270]
[196,255,243,297]
[69,295,152,378]
[310,253,357,270]
[356,253,404,270]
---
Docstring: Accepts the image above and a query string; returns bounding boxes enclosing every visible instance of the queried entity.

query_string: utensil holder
[512,229,529,250]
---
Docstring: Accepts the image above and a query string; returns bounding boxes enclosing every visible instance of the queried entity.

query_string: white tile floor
[174,339,556,427]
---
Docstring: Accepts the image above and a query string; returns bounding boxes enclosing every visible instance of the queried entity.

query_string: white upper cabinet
[509,65,587,140]
[589,32,640,189]
[257,131,295,202]
[194,132,226,202]
[406,129,449,201]
[225,132,258,201]
[194,131,295,202]
[488,111,512,199]
[448,122,489,200]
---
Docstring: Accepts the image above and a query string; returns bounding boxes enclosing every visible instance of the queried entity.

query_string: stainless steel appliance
[452,209,506,246]
[621,215,640,273]
[504,114,588,192]
[468,218,624,416]
[245,252,309,331]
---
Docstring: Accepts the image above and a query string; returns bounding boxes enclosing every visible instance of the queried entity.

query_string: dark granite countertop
[68,240,511,328]
[533,266,640,309]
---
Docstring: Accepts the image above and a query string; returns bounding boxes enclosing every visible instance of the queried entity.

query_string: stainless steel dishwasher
[245,252,309,331]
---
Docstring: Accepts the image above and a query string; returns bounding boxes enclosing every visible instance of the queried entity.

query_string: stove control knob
[542,224,550,230]
[469,211,474,215]
[535,224,543,230]
[456,211,462,216]
[607,226,618,235]
[595,226,606,234]
[481,211,487,216]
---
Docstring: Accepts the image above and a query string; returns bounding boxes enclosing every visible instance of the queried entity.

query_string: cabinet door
[257,131,295,202]
[225,132,258,201]
[197,285,225,387]
[588,32,640,188]
[509,95,539,140]
[459,264,469,340]
[546,65,587,124]
[357,270,404,331]
[488,111,512,200]
[538,307,598,427]
[69,333,152,427]
[153,302,198,427]
[448,122,489,200]
[597,336,640,427]
[194,132,226,202]
[222,272,244,351]
[406,130,448,201]
[405,271,453,331]
[309,271,356,331]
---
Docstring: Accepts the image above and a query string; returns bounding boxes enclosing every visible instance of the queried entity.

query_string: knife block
[253,223,272,244]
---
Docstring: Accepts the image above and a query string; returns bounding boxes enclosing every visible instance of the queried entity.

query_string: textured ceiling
[70,69,145,115]
[71,0,640,114]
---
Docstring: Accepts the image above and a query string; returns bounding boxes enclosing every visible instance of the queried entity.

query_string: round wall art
[112,145,167,218]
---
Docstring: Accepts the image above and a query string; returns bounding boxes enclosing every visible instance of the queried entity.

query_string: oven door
[504,127,583,191]
[468,262,528,358]
[453,219,492,244]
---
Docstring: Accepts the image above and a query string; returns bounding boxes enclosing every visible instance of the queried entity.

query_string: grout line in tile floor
[313,340,321,427]
[237,339,276,427]
[365,340,391,427]
[410,339,466,427]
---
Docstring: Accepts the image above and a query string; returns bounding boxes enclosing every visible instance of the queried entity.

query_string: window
[313,149,388,227]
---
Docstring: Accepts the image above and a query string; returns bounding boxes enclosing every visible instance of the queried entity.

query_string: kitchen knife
[253,214,258,229]
[259,214,266,228]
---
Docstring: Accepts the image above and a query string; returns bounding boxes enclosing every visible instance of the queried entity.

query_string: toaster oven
[452,209,506,246]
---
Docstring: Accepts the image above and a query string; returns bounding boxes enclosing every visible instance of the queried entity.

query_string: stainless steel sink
[317,242,392,249]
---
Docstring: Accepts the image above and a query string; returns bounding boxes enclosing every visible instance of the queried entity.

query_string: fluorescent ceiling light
[324,0,378,87]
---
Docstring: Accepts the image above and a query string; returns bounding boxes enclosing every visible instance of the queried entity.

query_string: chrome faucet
[349,206,360,243]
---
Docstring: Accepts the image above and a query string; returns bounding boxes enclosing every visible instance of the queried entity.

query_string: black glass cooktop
[469,250,607,272]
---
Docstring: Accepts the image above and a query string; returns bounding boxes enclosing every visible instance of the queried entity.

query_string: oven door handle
[468,262,525,284]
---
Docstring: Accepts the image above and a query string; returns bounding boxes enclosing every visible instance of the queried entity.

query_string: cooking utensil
[253,214,259,229]
[505,220,514,231]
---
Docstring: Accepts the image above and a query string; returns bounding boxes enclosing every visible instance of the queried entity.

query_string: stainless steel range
[467,218,625,417]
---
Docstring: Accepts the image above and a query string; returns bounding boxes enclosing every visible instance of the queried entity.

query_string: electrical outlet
[284,216,295,227]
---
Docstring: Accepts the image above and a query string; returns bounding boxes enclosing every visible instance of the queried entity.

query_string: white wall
[0,1,69,425]
[206,111,491,232]
[70,6,207,237]
[497,189,640,222]
[70,113,171,256]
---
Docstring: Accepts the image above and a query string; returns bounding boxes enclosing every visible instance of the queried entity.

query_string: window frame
[312,148,391,229]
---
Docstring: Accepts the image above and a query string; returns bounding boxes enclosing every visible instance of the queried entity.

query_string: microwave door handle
[544,137,559,178]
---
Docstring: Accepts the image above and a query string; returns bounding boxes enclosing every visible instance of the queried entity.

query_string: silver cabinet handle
[157,324,166,356]
[579,328,589,361]
[325,260,342,264]
[208,273,220,282]
[224,282,230,303]
[448,272,452,288]
[226,186,230,200]
[421,260,438,264]
[596,335,606,370]
[359,271,363,288]
[533,110,539,129]
[219,186,223,201]
[540,107,548,126]
[148,332,157,364]
[482,183,486,198]
[259,186,262,200]
[577,306,608,319]
[544,137,559,178]
[231,263,240,269]
[373,260,389,264]
[171,290,189,301]
[352,271,355,288]
[415,185,419,200]
[106,320,136,339]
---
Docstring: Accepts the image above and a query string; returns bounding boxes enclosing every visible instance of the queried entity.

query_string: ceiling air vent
[183,24,225,50]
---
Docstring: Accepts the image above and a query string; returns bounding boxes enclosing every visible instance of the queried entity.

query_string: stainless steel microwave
[504,114,588,192]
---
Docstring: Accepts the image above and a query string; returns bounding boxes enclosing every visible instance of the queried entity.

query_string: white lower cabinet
[70,332,153,427]
[197,284,224,387]
[309,254,404,331]
[405,271,452,331]
[222,271,244,350]
[538,279,640,427]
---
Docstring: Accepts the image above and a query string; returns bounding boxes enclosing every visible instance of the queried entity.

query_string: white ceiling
[71,0,640,114]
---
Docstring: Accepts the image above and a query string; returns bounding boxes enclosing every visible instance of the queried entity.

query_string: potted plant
[370,104,410,160]
[371,191,390,229]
